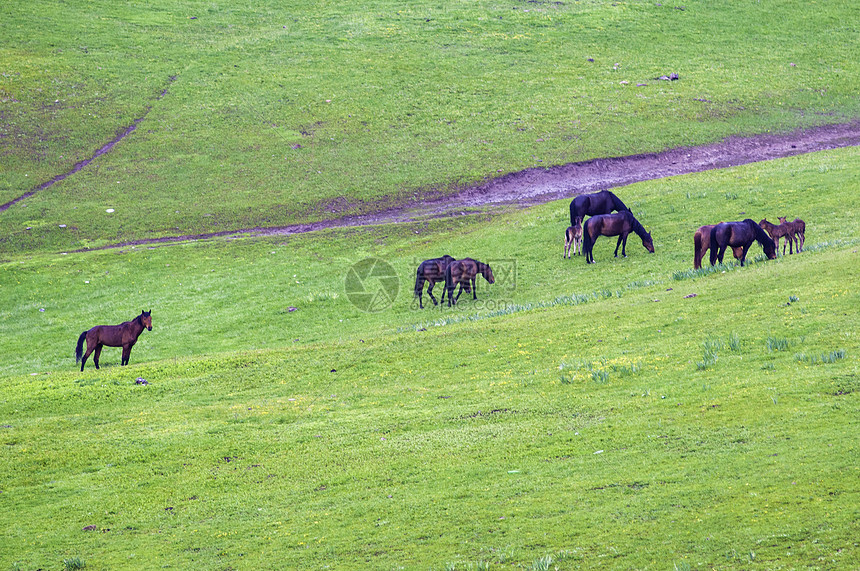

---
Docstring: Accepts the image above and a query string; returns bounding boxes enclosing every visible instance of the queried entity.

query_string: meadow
[2,147,858,569]
[2,0,860,569]
[2,0,860,252]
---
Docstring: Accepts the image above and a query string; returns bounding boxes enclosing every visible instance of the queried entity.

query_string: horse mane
[746,219,775,252]
[626,211,649,239]
[609,191,630,212]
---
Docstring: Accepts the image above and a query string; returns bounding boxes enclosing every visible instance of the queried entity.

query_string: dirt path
[0,76,177,214]
[12,117,860,250]
[138,120,860,248]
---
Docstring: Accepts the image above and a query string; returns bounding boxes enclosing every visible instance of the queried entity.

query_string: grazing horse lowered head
[693,224,744,269]
[581,211,653,264]
[75,310,152,371]
[414,255,455,308]
[445,258,495,307]
[569,190,629,227]
[709,219,776,266]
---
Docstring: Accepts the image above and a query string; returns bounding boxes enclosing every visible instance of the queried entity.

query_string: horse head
[481,263,495,284]
[141,310,153,331]
[642,231,655,253]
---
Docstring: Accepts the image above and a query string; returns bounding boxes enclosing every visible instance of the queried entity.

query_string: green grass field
[2,0,860,253]
[2,1,860,569]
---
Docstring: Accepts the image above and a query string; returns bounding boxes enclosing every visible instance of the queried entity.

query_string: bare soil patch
[184,120,860,247]
[9,117,860,250]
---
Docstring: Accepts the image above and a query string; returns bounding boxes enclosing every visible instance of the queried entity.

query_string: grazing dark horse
[582,211,654,264]
[569,190,629,227]
[709,220,776,266]
[694,224,744,269]
[759,219,796,255]
[414,255,455,308]
[75,310,152,371]
[445,258,495,306]
[564,220,583,258]
[779,216,806,251]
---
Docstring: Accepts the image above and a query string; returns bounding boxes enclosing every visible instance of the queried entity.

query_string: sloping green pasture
[2,0,860,252]
[1,148,858,569]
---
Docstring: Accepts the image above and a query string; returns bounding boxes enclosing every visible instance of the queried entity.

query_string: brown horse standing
[414,255,455,308]
[445,258,495,306]
[759,219,796,255]
[76,310,152,371]
[694,224,744,269]
[582,211,653,264]
[564,219,583,258]
[779,216,806,251]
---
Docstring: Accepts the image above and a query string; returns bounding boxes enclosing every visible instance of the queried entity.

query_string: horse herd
[75,190,806,369]
[415,189,806,308]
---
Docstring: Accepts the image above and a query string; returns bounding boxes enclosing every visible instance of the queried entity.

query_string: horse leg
[614,235,622,257]
[740,245,751,266]
[621,234,629,257]
[93,344,103,370]
[80,341,95,372]
[121,345,131,366]
[471,276,477,300]
[454,283,465,303]
[426,282,437,307]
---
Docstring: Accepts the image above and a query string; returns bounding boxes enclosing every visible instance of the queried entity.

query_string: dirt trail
[8,115,860,249]
[0,76,177,214]
[196,120,860,246]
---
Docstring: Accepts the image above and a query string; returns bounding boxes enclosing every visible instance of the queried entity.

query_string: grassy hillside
[2,0,860,252]
[3,1,859,568]
[1,148,858,569]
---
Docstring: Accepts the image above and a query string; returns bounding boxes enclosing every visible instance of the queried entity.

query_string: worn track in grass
[8,117,860,250]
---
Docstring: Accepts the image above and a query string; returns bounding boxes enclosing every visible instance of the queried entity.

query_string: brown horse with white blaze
[445,258,495,306]
[76,310,152,371]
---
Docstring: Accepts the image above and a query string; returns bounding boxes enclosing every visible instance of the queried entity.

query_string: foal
[759,219,796,255]
[778,216,806,252]
[564,219,583,258]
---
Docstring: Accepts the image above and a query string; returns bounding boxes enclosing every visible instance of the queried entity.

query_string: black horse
[76,310,152,371]
[570,190,629,227]
[582,211,654,264]
[414,255,455,308]
[709,219,776,266]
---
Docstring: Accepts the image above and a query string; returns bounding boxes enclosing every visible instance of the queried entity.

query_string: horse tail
[414,269,424,298]
[582,219,594,256]
[75,330,87,363]
[694,230,704,269]
[709,225,720,266]
[569,198,578,227]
